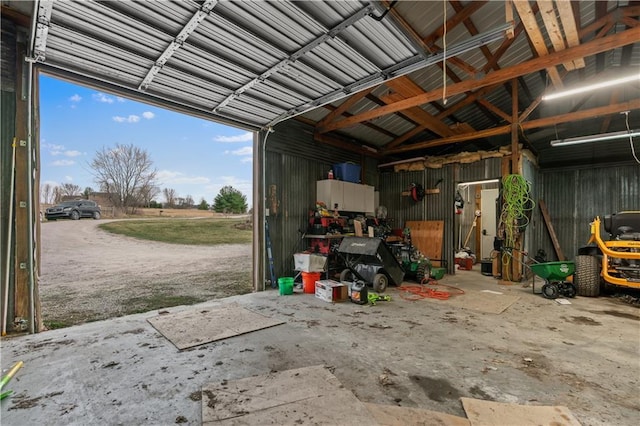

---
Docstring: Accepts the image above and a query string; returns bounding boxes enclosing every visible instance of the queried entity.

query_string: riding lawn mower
[575,211,640,296]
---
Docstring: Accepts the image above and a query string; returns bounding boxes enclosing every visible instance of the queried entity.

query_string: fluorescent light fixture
[542,74,640,101]
[550,130,640,147]
[457,179,499,187]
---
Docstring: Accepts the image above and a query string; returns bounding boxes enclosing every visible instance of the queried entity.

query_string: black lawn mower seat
[603,212,640,239]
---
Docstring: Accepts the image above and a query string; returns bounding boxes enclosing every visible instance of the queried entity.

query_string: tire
[415,262,430,284]
[70,210,80,220]
[575,255,601,297]
[93,211,101,220]
[339,269,353,283]
[373,273,388,293]
[542,283,559,299]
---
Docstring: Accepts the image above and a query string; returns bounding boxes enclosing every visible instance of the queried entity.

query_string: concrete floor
[1,269,638,426]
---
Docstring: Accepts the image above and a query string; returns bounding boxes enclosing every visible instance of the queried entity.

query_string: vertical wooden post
[474,185,482,257]
[510,79,522,281]
[14,41,30,323]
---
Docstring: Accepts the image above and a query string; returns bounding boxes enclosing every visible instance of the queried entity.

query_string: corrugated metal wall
[378,158,503,273]
[532,165,640,262]
[264,120,364,279]
[262,123,637,282]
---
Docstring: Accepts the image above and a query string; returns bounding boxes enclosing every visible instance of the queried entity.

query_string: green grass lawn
[98,218,252,245]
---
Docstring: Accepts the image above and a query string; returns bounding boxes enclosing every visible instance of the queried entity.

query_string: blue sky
[39,75,253,206]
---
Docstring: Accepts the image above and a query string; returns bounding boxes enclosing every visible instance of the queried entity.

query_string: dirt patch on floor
[39,220,252,328]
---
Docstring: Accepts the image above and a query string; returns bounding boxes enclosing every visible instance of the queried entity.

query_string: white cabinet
[317,179,344,210]
[317,180,374,213]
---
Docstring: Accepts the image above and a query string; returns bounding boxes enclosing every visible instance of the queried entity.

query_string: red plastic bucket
[302,272,321,294]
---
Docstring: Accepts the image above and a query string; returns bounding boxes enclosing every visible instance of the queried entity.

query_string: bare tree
[53,186,63,203]
[59,183,82,197]
[139,185,160,207]
[41,183,56,204]
[184,194,194,209]
[163,188,177,208]
[90,144,157,214]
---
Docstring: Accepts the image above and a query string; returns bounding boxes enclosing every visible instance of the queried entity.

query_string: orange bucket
[302,272,321,294]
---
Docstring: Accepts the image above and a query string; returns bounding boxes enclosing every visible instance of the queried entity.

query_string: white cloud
[65,176,73,181]
[93,92,115,103]
[64,150,83,157]
[69,94,82,102]
[116,97,126,103]
[157,170,211,185]
[52,159,75,166]
[205,176,252,196]
[240,157,253,163]
[142,111,155,119]
[213,132,253,143]
[113,115,141,123]
[230,146,253,156]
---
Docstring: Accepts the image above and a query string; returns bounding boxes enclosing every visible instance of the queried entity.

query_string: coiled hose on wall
[499,174,534,280]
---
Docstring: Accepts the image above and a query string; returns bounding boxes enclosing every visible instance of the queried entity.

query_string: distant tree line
[41,143,248,215]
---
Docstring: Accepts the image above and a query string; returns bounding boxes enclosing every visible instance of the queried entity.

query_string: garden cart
[529,261,576,299]
[337,237,405,293]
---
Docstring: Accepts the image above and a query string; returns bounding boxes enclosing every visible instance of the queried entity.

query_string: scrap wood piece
[405,221,444,267]
[538,199,566,261]
[202,365,378,425]
[365,402,470,426]
[147,303,284,350]
[461,397,582,426]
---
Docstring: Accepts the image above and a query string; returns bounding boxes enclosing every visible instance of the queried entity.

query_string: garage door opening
[37,74,255,329]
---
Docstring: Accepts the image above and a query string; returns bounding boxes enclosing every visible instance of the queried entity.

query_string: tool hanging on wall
[401,182,440,201]
[268,184,279,216]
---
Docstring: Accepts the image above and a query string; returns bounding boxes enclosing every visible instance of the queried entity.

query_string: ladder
[265,220,277,288]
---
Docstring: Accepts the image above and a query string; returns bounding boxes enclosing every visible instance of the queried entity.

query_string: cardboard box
[293,253,327,272]
[315,279,348,303]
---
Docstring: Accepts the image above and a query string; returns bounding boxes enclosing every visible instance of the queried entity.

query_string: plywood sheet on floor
[366,403,471,426]
[405,221,444,266]
[202,365,379,425]
[147,303,284,350]
[446,292,520,314]
[461,397,582,426]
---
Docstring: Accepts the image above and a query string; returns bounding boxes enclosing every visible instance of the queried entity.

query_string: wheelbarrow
[528,261,576,299]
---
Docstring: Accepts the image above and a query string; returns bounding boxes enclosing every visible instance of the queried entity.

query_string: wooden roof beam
[383,98,640,154]
[537,0,578,70]
[317,26,640,133]
[317,87,374,128]
[595,1,609,73]
[380,92,450,136]
[513,0,564,87]
[556,0,586,68]
[423,1,489,47]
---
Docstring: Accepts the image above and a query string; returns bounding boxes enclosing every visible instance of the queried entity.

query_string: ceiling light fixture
[550,130,640,147]
[542,74,640,101]
[457,179,499,186]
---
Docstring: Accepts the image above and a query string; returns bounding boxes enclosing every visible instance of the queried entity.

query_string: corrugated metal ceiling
[16,0,640,167]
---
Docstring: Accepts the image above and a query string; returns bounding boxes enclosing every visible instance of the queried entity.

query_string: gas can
[350,280,368,305]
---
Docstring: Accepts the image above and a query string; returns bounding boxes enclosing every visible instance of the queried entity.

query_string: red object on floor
[456,258,473,270]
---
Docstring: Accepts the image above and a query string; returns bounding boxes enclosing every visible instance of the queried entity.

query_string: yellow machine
[575,212,640,296]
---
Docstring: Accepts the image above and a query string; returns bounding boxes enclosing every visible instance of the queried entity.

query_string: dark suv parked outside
[45,200,101,221]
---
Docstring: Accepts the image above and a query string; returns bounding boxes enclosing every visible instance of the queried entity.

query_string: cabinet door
[316,180,344,210]
[363,185,375,214]
[342,182,369,212]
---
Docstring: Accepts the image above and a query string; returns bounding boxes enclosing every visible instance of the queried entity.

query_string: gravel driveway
[39,219,252,327]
